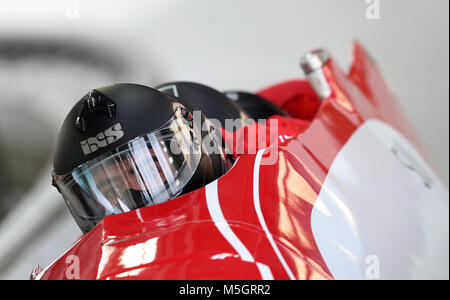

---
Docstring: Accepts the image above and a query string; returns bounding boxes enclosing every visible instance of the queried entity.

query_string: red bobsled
[33,43,449,280]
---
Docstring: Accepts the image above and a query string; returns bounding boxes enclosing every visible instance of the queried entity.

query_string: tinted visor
[53,106,202,233]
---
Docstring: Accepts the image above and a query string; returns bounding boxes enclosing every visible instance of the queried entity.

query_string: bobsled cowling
[35,43,449,280]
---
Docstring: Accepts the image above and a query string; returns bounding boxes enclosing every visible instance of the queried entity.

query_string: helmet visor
[53,106,202,233]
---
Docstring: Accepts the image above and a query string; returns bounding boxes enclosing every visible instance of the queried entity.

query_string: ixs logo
[80,123,124,155]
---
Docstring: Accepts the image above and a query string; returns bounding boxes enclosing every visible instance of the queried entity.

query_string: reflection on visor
[54,107,202,233]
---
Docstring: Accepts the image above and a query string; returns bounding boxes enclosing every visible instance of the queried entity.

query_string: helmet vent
[75,90,116,132]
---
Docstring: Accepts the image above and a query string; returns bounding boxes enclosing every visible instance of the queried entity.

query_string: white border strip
[205,180,273,279]
[253,149,296,280]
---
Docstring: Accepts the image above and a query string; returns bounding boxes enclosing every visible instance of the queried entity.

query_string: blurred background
[0,0,448,279]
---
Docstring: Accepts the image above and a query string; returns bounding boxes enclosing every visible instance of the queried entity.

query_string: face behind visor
[52,84,231,233]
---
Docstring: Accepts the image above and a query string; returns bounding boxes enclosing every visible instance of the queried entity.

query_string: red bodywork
[38,43,423,280]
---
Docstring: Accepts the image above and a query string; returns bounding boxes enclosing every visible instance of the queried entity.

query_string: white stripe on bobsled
[253,148,296,280]
[205,180,274,280]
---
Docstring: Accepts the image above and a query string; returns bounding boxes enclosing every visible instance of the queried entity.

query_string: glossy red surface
[39,43,418,280]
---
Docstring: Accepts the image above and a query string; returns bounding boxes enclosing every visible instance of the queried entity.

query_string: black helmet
[156,81,249,132]
[52,83,231,233]
[223,91,290,120]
